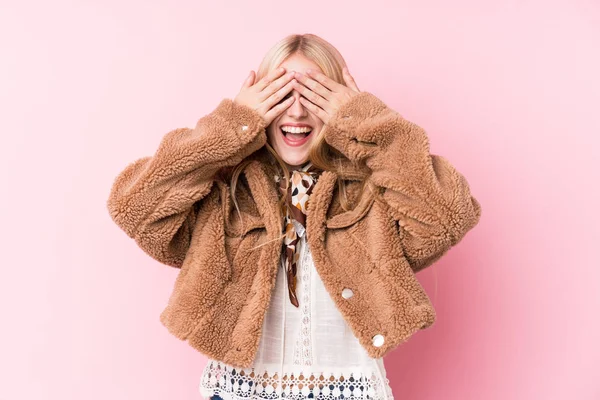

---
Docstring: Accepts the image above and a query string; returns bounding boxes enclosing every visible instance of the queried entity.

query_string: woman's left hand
[292,67,361,126]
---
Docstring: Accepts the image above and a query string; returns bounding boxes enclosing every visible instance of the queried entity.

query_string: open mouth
[280,125,313,146]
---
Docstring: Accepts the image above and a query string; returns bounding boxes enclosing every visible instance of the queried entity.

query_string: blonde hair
[228,33,372,240]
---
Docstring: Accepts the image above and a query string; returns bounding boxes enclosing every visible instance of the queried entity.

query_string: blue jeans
[210,395,224,400]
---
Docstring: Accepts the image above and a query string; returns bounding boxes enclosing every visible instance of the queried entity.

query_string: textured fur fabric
[106,91,482,368]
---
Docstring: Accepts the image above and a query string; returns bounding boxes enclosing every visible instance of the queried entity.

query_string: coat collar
[240,148,377,237]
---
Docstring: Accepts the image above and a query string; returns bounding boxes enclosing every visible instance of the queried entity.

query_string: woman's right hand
[234,67,297,126]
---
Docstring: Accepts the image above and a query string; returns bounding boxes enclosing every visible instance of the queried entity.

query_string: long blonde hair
[228,33,372,238]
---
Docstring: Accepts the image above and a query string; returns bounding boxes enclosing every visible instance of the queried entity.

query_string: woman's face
[266,54,324,170]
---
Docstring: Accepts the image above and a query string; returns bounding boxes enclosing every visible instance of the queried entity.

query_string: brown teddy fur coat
[106,91,482,369]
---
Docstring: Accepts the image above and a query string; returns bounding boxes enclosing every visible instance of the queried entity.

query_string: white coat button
[341,288,354,299]
[241,125,248,131]
[372,334,385,347]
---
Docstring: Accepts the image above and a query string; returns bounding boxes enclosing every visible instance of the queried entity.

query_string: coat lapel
[241,159,284,240]
[305,170,337,245]
[242,150,377,244]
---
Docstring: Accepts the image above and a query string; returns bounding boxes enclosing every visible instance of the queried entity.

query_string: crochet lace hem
[199,359,394,400]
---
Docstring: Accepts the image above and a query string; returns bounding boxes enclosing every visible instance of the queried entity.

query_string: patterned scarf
[274,161,320,308]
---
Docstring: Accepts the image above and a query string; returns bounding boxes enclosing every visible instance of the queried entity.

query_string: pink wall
[1,0,598,399]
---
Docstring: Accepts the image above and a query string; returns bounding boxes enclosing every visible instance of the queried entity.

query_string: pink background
[1,0,598,399]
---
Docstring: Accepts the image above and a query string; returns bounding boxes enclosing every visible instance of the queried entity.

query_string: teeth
[281,126,312,134]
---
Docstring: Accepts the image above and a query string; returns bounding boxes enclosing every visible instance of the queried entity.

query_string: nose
[285,90,308,118]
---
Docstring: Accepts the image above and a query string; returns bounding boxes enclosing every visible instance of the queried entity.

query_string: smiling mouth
[280,125,313,146]
[280,126,312,137]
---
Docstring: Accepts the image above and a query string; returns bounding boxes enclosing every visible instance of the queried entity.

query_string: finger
[292,79,328,111]
[343,67,361,92]
[254,67,287,92]
[298,96,327,122]
[263,96,295,123]
[241,70,255,90]
[258,70,295,102]
[263,78,296,110]
[305,69,346,93]
[294,70,332,100]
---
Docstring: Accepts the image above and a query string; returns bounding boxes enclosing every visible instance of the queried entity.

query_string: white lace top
[199,219,394,400]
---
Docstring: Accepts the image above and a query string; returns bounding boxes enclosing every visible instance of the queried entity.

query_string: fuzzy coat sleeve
[106,99,268,268]
[324,91,482,273]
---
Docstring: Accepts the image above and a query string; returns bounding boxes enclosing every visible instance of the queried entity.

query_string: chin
[275,139,315,167]
[282,155,310,167]
[267,140,311,167]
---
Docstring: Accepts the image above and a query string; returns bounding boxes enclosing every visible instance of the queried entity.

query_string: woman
[106,33,482,400]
